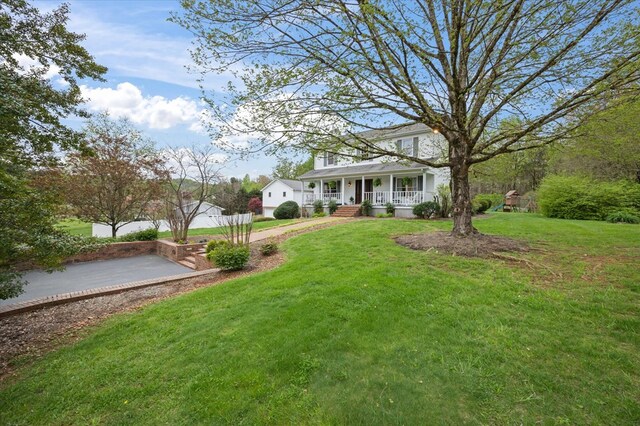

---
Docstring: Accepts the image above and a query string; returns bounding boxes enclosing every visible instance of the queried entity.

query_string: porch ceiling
[299,161,430,179]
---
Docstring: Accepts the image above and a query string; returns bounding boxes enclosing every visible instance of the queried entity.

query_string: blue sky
[36,0,279,179]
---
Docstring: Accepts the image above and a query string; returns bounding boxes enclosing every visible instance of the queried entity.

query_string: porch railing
[304,192,342,205]
[364,191,433,206]
[307,191,434,206]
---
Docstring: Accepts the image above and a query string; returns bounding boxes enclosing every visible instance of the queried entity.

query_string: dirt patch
[395,231,529,258]
[0,220,342,382]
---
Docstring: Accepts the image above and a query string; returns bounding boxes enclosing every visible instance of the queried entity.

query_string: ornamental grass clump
[206,213,254,270]
[260,240,278,256]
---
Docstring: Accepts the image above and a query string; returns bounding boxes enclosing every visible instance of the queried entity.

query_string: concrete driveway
[0,255,192,306]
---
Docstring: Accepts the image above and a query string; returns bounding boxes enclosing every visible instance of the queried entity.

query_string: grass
[55,218,300,239]
[157,218,301,238]
[55,218,92,236]
[2,213,638,424]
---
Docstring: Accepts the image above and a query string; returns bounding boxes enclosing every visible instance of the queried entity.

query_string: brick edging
[0,269,219,318]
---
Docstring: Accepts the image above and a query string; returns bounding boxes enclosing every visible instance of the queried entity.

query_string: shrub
[385,202,395,215]
[312,199,324,214]
[606,210,640,224]
[273,201,301,219]
[474,193,503,210]
[436,184,452,218]
[254,216,275,223]
[328,200,338,215]
[413,201,441,219]
[538,175,640,220]
[472,195,492,214]
[118,228,158,242]
[360,199,373,216]
[207,244,250,270]
[260,240,278,255]
[376,213,393,218]
[312,212,326,218]
[247,197,262,214]
[205,239,230,253]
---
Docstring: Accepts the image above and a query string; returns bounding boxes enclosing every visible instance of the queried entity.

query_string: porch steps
[178,244,207,270]
[332,205,361,217]
[178,255,197,269]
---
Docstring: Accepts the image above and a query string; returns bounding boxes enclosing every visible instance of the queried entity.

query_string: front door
[355,179,373,204]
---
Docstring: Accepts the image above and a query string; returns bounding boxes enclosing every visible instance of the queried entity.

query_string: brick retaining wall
[65,241,157,264]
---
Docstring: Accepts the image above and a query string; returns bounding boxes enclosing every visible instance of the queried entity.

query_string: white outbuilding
[261,179,311,218]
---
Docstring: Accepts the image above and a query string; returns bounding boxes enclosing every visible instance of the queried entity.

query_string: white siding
[262,180,307,218]
[314,132,447,170]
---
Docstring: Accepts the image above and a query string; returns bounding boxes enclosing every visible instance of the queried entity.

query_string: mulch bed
[0,221,338,381]
[395,231,529,258]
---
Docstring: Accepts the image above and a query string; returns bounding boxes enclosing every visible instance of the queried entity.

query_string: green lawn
[55,218,300,239]
[2,214,638,424]
[157,218,300,238]
[55,218,92,236]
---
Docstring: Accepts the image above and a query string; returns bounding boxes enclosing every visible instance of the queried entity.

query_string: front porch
[304,190,430,206]
[302,172,436,207]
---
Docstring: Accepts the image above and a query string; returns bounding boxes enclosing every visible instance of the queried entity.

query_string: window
[283,191,287,197]
[324,152,335,166]
[324,181,340,193]
[394,177,423,192]
[268,192,271,197]
[357,147,372,161]
[396,137,419,156]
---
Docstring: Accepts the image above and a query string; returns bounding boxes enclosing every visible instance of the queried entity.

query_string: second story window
[357,147,372,161]
[396,137,419,156]
[324,152,335,166]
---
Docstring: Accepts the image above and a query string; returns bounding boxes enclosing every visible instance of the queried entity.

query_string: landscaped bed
[1,214,638,424]
[0,220,338,378]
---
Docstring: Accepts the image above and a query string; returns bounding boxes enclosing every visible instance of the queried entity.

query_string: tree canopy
[1,0,107,166]
[0,0,106,298]
[272,156,314,180]
[62,115,168,238]
[173,0,640,235]
[164,146,224,242]
[551,97,640,183]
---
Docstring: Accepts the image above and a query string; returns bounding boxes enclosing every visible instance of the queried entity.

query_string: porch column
[341,177,345,204]
[422,171,427,202]
[320,179,324,204]
[361,176,365,203]
[389,173,394,204]
[301,180,305,205]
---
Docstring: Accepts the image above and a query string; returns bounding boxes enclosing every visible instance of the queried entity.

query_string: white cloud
[62,4,236,91]
[13,53,61,79]
[80,82,205,130]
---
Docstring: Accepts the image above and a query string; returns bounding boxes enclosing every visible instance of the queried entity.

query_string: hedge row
[538,175,640,221]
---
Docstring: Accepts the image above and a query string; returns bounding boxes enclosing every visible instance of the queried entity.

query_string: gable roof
[261,178,305,192]
[182,201,224,212]
[352,122,433,141]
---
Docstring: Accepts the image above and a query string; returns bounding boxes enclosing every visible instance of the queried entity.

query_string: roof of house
[353,122,433,141]
[298,161,429,179]
[261,178,307,192]
[180,201,224,213]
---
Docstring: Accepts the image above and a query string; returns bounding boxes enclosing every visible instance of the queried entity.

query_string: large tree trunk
[450,144,477,237]
[111,223,117,238]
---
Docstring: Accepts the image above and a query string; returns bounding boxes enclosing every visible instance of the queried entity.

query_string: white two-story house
[298,123,450,217]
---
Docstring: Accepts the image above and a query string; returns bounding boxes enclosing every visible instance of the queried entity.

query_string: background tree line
[469,96,640,198]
